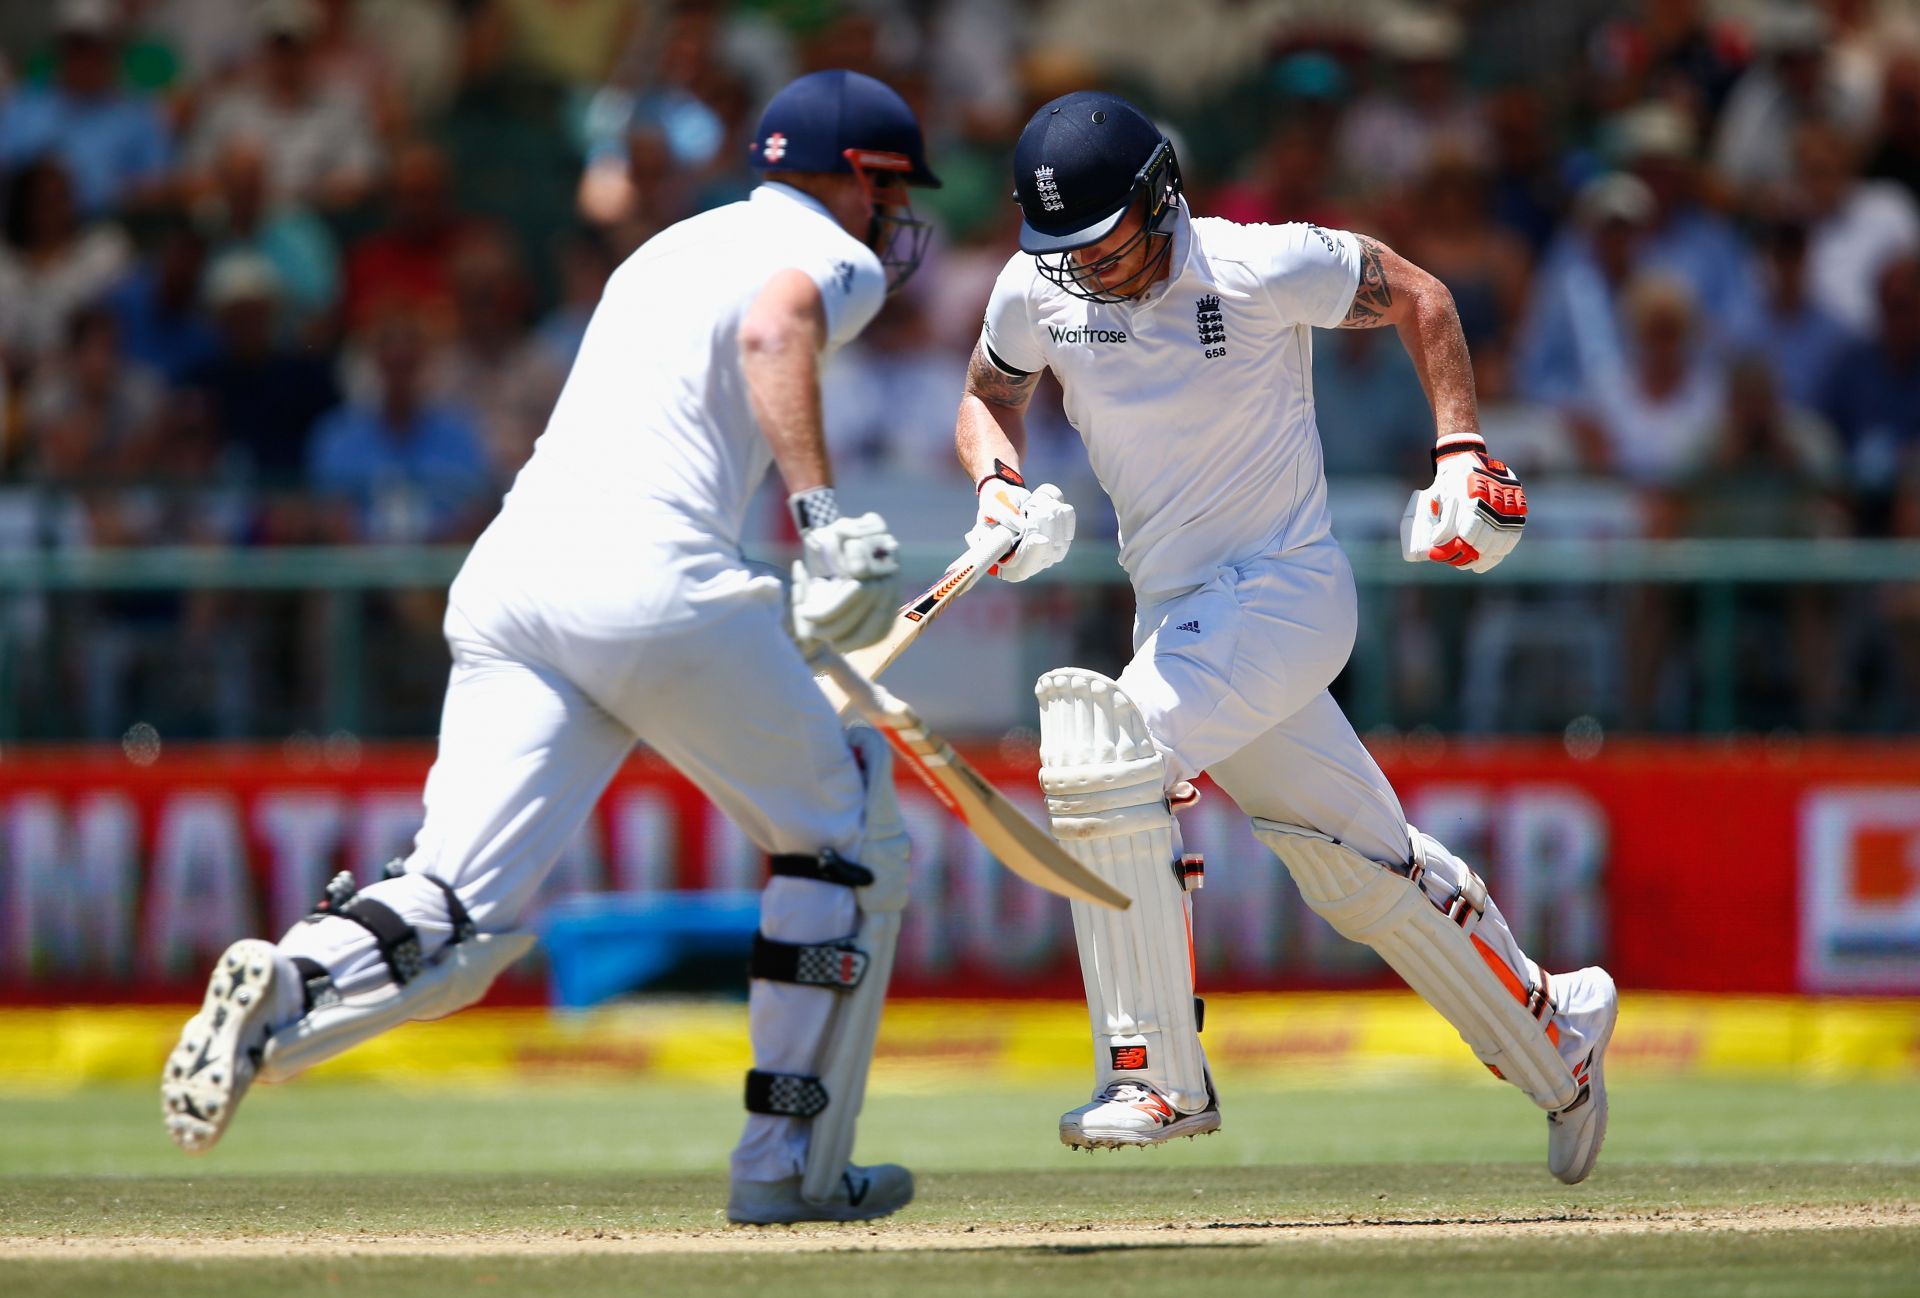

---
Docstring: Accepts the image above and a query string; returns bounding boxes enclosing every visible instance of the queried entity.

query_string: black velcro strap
[333,895,423,985]
[1194,996,1205,1035]
[415,873,476,943]
[291,956,339,1013]
[750,933,868,989]
[744,1069,829,1118]
[769,850,875,888]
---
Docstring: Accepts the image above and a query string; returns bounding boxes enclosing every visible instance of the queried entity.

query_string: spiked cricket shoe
[162,939,279,1154]
[727,1162,914,1224]
[1547,965,1618,1184]
[1060,1078,1221,1149]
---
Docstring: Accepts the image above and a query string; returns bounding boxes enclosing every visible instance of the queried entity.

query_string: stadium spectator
[1678,353,1845,540]
[308,310,490,543]
[464,0,640,93]
[820,291,959,474]
[1575,275,1722,487]
[1732,220,1855,412]
[1612,0,1749,119]
[1658,354,1848,730]
[532,229,616,371]
[101,215,219,384]
[1714,5,1874,203]
[1483,83,1571,255]
[577,120,702,255]
[1516,172,1656,409]
[1210,117,1354,232]
[183,0,381,211]
[1866,45,1920,197]
[1396,149,1531,399]
[181,252,338,492]
[1792,120,1920,336]
[196,135,340,329]
[1311,327,1434,482]
[0,157,133,367]
[1820,255,1920,533]
[1611,102,1762,352]
[1334,9,1489,200]
[0,0,175,218]
[304,0,410,137]
[23,303,165,484]
[341,138,484,334]
[436,229,564,482]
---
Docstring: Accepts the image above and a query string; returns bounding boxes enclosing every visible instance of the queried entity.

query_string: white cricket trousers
[1116,538,1409,864]
[275,565,869,1182]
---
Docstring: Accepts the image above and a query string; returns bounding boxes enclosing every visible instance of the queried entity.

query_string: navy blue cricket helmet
[749,69,940,187]
[749,69,940,292]
[1012,91,1182,301]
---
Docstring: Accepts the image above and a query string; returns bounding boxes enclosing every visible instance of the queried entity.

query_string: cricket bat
[812,646,1129,911]
[814,523,1017,714]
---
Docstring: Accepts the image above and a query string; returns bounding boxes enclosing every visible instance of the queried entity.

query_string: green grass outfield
[3,1077,1917,1297]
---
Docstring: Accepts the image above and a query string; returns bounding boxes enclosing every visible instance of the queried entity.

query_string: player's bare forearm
[741,269,833,492]
[956,338,1039,481]
[1337,235,1479,440]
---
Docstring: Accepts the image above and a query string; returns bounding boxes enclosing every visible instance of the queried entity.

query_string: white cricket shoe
[1547,965,1618,1185]
[727,1162,914,1225]
[161,938,279,1154]
[1059,1078,1221,1149]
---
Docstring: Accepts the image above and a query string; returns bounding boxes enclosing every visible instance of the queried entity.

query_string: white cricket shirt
[982,205,1362,602]
[454,183,886,633]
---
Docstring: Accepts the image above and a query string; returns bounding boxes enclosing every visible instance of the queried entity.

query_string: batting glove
[788,488,901,652]
[1400,434,1526,575]
[968,460,1075,583]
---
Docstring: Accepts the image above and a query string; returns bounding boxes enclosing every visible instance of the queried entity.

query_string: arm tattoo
[1339,235,1393,328]
[964,339,1042,408]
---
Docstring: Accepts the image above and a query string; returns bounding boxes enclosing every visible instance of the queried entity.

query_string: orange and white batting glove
[1400,433,1526,574]
[968,460,1075,582]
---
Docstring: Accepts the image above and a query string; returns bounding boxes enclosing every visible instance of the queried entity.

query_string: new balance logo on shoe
[1175,620,1201,633]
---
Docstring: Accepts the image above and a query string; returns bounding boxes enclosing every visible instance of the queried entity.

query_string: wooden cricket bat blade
[813,647,1129,911]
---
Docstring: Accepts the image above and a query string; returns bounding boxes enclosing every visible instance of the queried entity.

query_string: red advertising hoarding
[3,739,1917,1001]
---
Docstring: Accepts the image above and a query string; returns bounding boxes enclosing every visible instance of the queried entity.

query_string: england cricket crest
[1196,294,1226,359]
[763,132,788,164]
[1033,164,1065,212]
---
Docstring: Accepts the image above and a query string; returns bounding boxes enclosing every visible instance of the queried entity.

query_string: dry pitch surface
[3,1078,1916,1296]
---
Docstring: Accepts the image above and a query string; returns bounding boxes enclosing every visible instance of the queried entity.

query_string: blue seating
[536,890,761,1008]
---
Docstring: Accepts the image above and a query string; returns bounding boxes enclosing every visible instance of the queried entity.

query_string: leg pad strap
[769,850,874,888]
[290,956,338,1013]
[745,1068,830,1119]
[750,933,869,990]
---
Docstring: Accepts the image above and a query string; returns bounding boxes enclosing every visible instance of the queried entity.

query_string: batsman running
[161,70,941,1223]
[957,92,1619,1183]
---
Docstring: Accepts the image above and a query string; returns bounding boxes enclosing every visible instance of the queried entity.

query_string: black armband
[983,341,1033,379]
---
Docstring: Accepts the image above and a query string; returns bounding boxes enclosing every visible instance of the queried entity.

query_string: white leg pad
[1254,819,1578,1111]
[256,929,536,1084]
[799,724,910,1204]
[1038,668,1208,1114]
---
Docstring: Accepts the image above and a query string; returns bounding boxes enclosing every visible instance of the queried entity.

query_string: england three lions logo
[1195,295,1226,358]
[1033,165,1065,212]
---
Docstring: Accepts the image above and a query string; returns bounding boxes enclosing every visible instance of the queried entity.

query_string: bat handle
[967,521,1020,573]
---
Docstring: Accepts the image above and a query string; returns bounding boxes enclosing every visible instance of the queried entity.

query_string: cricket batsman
[957,92,1618,1183]
[161,70,942,1224]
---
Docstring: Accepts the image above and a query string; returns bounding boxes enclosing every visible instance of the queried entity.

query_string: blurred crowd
[0,0,1917,736]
